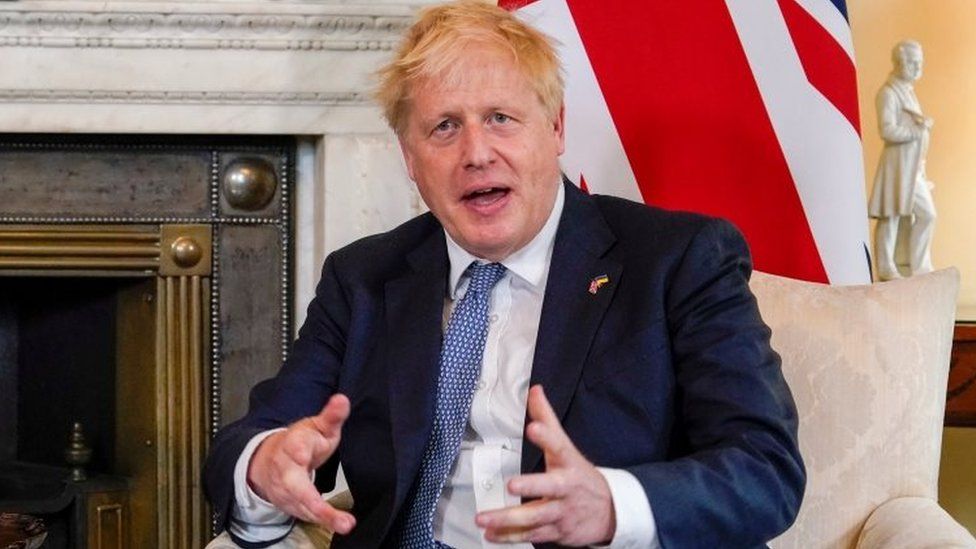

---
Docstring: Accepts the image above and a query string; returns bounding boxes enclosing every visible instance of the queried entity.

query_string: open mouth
[462,187,511,206]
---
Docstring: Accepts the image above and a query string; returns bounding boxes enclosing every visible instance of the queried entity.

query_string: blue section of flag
[827,0,848,21]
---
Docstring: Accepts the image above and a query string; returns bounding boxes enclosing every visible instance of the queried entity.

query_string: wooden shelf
[948,323,976,427]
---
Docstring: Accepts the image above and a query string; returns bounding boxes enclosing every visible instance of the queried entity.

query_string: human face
[898,48,923,81]
[398,46,565,261]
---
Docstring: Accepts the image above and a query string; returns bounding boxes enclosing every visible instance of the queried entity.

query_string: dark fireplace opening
[0,277,136,473]
[0,276,150,548]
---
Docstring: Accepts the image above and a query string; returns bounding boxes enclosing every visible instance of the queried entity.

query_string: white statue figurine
[868,40,936,281]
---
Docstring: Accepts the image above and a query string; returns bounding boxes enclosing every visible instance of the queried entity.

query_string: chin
[463,228,510,249]
[460,235,513,260]
[471,242,510,260]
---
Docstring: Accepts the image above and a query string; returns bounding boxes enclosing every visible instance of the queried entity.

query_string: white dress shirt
[230,183,660,548]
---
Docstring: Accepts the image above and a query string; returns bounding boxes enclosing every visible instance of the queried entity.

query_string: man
[868,40,936,281]
[204,2,804,548]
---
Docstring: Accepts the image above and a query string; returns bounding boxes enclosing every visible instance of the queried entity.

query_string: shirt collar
[445,181,565,299]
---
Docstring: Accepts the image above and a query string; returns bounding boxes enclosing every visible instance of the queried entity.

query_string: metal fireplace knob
[222,158,277,211]
[170,237,203,268]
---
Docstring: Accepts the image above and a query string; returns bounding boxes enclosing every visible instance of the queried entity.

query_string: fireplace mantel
[0,1,416,135]
[0,0,438,327]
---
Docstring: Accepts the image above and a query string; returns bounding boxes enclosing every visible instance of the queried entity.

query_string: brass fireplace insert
[0,134,295,548]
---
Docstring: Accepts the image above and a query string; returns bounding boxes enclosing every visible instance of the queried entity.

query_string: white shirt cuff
[593,467,661,549]
[230,428,294,543]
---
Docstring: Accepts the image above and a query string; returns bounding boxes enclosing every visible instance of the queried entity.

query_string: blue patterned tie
[398,261,507,548]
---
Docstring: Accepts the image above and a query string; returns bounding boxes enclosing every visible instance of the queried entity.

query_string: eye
[490,112,512,124]
[431,119,458,137]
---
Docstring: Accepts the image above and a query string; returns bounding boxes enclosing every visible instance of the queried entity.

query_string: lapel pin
[588,274,610,295]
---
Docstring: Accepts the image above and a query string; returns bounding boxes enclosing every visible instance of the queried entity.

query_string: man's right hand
[246,394,356,535]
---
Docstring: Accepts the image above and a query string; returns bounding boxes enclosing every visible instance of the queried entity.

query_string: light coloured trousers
[874,180,936,279]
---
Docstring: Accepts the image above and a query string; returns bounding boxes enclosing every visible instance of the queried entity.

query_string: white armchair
[754,268,975,548]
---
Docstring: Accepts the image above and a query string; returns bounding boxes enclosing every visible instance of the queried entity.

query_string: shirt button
[490,314,499,323]
[476,379,487,390]
[482,479,494,490]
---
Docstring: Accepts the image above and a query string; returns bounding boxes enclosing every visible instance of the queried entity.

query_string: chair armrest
[856,496,976,549]
[205,526,320,549]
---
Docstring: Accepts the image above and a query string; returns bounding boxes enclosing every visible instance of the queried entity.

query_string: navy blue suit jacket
[204,182,805,548]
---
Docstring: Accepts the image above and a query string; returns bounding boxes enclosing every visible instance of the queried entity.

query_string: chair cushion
[751,269,959,548]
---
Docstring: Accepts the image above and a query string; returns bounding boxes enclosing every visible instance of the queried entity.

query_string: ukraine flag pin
[588,274,610,295]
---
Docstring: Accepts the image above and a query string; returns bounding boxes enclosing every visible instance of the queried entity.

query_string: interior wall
[849,0,976,533]
[850,0,976,320]
[941,428,976,533]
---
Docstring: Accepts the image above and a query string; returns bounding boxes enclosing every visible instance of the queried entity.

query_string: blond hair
[375,0,564,134]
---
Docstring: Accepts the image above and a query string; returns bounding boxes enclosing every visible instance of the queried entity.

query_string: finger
[476,499,561,531]
[306,500,357,534]
[270,482,319,523]
[525,385,582,466]
[485,522,561,544]
[309,394,351,438]
[526,386,579,465]
[285,499,356,536]
[507,472,570,499]
[526,385,560,426]
[284,499,323,525]
[279,466,322,509]
[525,418,577,466]
[526,385,576,458]
[287,476,357,534]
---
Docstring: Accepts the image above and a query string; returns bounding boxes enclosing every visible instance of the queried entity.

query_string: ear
[397,134,417,182]
[553,103,566,156]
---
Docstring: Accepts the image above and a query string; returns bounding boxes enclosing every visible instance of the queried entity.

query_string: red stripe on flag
[579,173,590,194]
[777,0,861,135]
[499,0,540,10]
[565,1,828,282]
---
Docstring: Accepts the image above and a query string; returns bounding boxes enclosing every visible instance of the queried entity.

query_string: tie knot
[465,262,506,295]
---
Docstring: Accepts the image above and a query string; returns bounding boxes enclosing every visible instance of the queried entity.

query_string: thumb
[526,385,579,467]
[309,393,350,441]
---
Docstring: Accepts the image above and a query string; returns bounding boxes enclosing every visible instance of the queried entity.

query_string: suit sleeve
[628,218,805,548]
[203,253,351,534]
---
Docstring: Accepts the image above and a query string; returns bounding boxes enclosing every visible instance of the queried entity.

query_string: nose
[460,124,495,171]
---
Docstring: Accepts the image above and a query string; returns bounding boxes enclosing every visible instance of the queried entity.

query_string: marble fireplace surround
[0,0,438,325]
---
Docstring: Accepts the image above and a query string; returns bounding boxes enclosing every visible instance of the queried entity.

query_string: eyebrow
[417,103,527,129]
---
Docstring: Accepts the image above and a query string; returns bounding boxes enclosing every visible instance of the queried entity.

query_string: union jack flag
[501,0,870,284]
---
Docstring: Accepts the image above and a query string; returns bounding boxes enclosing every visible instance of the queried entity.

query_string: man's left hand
[475,385,616,546]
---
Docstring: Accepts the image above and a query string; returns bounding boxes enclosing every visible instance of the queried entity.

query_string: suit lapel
[522,183,621,474]
[386,225,448,513]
